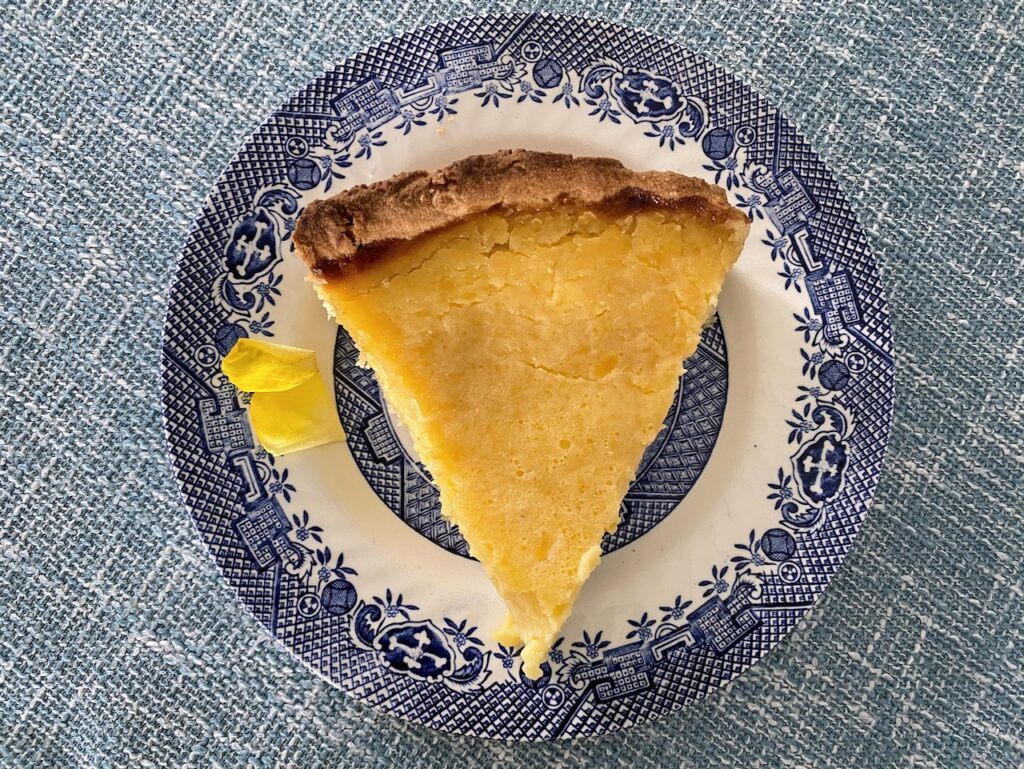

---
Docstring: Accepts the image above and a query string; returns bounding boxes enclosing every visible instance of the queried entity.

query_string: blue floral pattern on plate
[162,13,894,740]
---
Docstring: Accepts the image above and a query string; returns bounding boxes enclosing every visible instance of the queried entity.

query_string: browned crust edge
[292,149,748,281]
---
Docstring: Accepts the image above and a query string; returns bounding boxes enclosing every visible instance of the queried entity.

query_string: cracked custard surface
[314,204,746,677]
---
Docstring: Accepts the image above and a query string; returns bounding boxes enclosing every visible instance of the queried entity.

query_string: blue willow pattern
[163,13,893,739]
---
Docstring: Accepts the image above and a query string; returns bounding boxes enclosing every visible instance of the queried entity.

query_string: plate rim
[160,10,896,740]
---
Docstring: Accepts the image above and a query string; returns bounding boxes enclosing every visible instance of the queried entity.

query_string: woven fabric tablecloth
[2,0,1022,766]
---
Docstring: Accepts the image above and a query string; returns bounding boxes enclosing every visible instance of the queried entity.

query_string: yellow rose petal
[221,338,318,392]
[249,375,345,455]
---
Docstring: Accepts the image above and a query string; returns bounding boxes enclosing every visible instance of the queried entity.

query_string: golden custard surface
[319,206,743,677]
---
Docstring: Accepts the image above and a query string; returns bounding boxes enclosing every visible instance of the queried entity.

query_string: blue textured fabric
[1,0,1022,765]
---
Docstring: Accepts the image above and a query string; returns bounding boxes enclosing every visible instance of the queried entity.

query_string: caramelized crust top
[292,149,747,280]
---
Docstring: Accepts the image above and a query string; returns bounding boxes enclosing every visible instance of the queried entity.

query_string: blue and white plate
[162,13,894,740]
